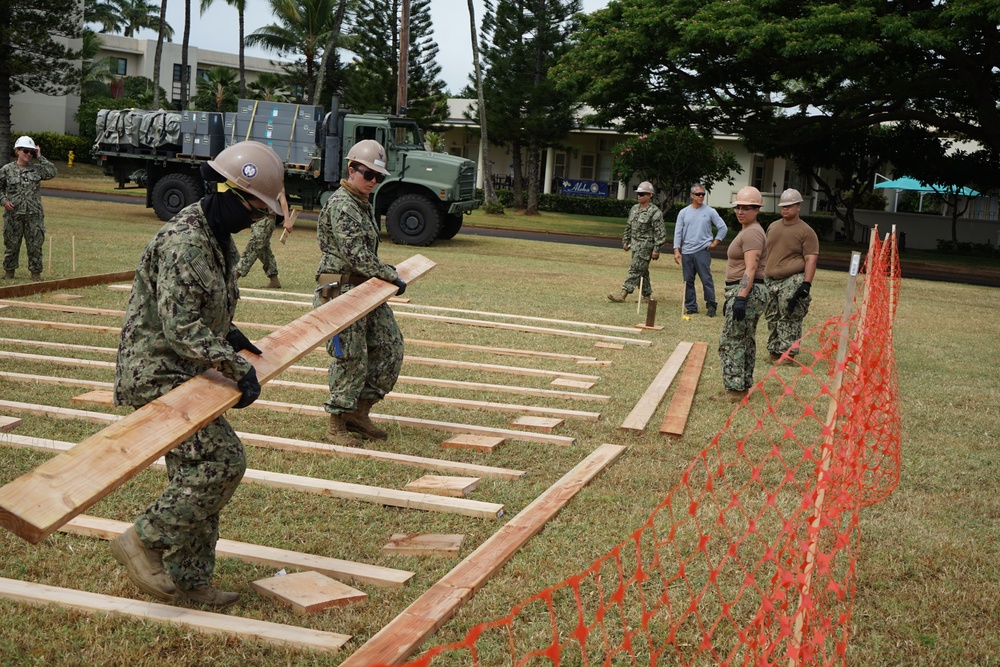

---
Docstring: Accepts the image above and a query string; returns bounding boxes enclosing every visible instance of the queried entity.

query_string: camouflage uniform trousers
[316,288,404,414]
[235,216,278,278]
[719,283,768,391]
[3,212,45,273]
[764,273,812,358]
[134,416,246,591]
[620,242,655,296]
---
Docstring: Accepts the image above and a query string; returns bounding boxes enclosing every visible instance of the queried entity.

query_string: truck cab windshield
[390,122,424,149]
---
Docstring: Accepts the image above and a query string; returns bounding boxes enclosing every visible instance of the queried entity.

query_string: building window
[197,69,210,82]
[112,58,127,76]
[553,152,567,178]
[580,154,596,180]
[751,155,765,190]
[597,153,613,182]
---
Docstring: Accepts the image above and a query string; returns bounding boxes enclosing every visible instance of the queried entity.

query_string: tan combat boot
[268,275,282,289]
[607,290,628,303]
[180,585,240,608]
[3,270,13,279]
[30,272,41,281]
[641,295,651,304]
[324,413,362,447]
[343,398,388,440]
[110,526,177,601]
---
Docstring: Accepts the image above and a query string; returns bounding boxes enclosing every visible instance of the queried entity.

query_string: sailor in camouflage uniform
[608,181,666,303]
[111,142,286,608]
[236,213,288,288]
[1,136,57,280]
[715,187,769,403]
[314,139,406,447]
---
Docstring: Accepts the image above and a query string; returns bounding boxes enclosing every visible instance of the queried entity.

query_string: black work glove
[226,327,262,355]
[732,296,747,322]
[392,277,407,296]
[786,281,811,314]
[234,366,260,409]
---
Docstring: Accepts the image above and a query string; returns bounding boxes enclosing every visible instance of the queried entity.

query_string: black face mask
[202,190,256,244]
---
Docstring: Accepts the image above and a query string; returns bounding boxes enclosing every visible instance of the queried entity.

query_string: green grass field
[0,188,996,665]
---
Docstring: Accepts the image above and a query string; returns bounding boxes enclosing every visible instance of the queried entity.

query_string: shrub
[935,239,1000,258]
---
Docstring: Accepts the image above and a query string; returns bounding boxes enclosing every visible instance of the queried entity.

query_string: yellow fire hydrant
[68,151,74,167]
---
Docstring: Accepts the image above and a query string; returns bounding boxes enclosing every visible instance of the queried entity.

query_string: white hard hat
[14,136,36,151]
[208,141,286,215]
[636,181,654,194]
[733,186,763,206]
[779,188,803,206]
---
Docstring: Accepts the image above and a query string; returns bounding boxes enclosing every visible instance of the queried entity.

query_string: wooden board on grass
[442,434,506,452]
[252,571,366,615]
[382,533,465,556]
[550,378,595,390]
[43,293,84,301]
[510,415,563,432]
[0,416,22,432]
[0,255,435,544]
[659,342,709,438]
[404,475,480,497]
[594,342,624,350]
[620,342,693,433]
[0,271,134,300]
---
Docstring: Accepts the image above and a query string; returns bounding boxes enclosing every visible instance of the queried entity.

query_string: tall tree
[199,0,249,97]
[313,0,350,105]
[151,0,167,108]
[179,0,191,109]
[192,66,239,112]
[86,0,174,40]
[481,0,581,214]
[468,0,497,209]
[0,0,83,157]
[80,29,120,96]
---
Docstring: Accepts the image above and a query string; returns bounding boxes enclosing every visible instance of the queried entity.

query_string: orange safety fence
[394,231,901,667]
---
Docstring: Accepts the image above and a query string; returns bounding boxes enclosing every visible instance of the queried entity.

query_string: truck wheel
[152,173,204,221]
[386,194,442,246]
[438,213,463,240]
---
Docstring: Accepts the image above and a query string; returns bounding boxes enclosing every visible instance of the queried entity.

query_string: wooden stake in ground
[339,443,627,667]
[659,341,709,437]
[0,255,435,544]
[620,342,693,432]
[72,235,75,273]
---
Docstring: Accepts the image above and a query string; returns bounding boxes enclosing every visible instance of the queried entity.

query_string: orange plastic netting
[396,232,901,667]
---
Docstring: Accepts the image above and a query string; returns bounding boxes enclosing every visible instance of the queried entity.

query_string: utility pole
[396,0,410,116]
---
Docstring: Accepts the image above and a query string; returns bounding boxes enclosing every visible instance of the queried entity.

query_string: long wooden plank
[402,356,600,381]
[340,443,627,667]
[0,577,350,652]
[0,271,135,299]
[0,316,120,334]
[405,338,597,361]
[0,299,125,316]
[0,337,117,354]
[392,311,652,346]
[74,390,577,447]
[0,254,435,544]
[659,341,709,437]
[0,351,115,369]
[0,399,526,480]
[0,370,112,390]
[2,431,504,520]
[61,514,413,588]
[390,302,644,334]
[620,342,693,432]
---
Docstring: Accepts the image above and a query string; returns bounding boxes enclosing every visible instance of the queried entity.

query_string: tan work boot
[324,413,362,447]
[641,295,651,304]
[110,526,177,601]
[3,270,14,279]
[343,398,388,440]
[607,290,628,303]
[30,272,41,281]
[267,275,282,289]
[180,585,240,608]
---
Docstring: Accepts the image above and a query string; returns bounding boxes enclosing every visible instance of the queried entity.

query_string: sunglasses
[691,192,706,196]
[637,192,651,196]
[355,166,387,184]
[735,205,760,212]
[19,148,35,154]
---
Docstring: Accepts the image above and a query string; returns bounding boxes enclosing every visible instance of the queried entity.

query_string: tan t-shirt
[764,218,819,279]
[726,222,767,283]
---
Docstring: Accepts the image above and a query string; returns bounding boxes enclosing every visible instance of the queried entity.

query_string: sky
[152,0,609,95]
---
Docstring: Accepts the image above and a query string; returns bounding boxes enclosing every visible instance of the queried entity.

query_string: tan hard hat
[208,141,285,214]
[636,181,654,194]
[14,136,36,151]
[347,139,390,175]
[733,186,763,206]
[779,188,803,206]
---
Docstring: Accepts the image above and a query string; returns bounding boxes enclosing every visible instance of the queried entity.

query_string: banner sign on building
[560,179,608,197]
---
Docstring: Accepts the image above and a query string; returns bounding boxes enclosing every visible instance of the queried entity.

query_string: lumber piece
[550,378,595,389]
[61,514,414,588]
[0,577,350,652]
[252,571,367,615]
[0,370,112,391]
[0,271,134,300]
[0,350,114,369]
[395,375,611,403]
[0,316,120,334]
[404,476,480,498]
[43,294,84,301]
[2,431,504,520]
[339,443,627,667]
[441,434,506,453]
[405,338,597,361]
[659,341,709,437]
[403,356,600,381]
[0,299,125,316]
[389,302,644,334]
[0,399,526,480]
[620,341,694,433]
[576,359,612,366]
[594,342,625,350]
[0,416,21,432]
[0,254,435,544]
[392,310,653,346]
[0,337,116,355]
[510,416,563,432]
[382,533,465,557]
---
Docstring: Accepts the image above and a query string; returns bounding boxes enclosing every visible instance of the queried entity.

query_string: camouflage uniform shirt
[0,156,57,216]
[115,202,251,407]
[316,182,398,282]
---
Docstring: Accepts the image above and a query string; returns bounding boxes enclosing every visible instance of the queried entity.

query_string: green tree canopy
[192,66,239,112]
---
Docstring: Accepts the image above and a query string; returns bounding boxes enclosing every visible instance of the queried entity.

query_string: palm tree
[245,0,340,104]
[80,29,120,96]
[152,0,168,108]
[199,0,248,97]
[180,0,191,109]
[247,72,290,102]
[192,66,239,112]
[87,0,174,40]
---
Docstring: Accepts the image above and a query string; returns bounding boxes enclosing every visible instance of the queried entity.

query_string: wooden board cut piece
[0,254,435,544]
[634,324,664,331]
[442,434,506,452]
[510,415,563,432]
[0,416,22,432]
[550,378,595,389]
[43,293,84,301]
[0,271,134,300]
[576,359,612,366]
[594,342,624,350]
[252,571,366,615]
[404,475,480,497]
[620,341,694,432]
[382,533,465,556]
[659,341,709,438]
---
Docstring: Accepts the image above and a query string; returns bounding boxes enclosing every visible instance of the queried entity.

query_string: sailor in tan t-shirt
[763,188,819,364]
